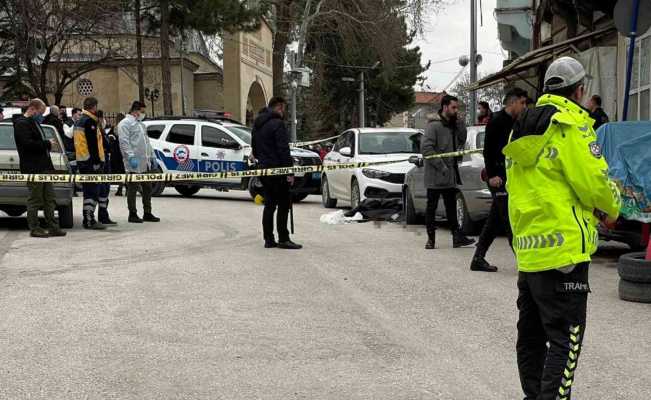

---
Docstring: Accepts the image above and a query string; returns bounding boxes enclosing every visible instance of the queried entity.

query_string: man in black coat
[470,87,527,272]
[251,97,302,250]
[587,94,609,130]
[12,99,66,238]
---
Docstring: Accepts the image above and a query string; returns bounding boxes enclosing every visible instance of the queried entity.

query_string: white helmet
[544,57,586,91]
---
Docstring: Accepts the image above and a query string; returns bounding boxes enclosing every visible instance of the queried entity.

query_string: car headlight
[362,168,391,179]
[292,156,302,166]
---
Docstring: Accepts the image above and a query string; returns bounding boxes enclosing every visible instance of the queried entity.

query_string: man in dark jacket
[251,97,301,250]
[421,94,475,249]
[470,87,528,272]
[587,94,609,130]
[12,99,66,238]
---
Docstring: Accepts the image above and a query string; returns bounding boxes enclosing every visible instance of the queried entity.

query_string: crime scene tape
[0,149,482,184]
[290,135,340,147]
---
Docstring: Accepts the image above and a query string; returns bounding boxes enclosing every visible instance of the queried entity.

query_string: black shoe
[278,240,302,250]
[143,213,160,222]
[99,218,118,225]
[84,220,107,230]
[453,232,476,248]
[425,239,435,249]
[48,229,67,237]
[128,213,143,223]
[470,257,498,272]
[30,228,49,238]
[264,241,278,249]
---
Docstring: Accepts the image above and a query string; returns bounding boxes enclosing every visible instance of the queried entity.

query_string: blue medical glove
[128,156,139,170]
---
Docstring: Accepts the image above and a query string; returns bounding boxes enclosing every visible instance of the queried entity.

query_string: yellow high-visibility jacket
[503,94,620,272]
[74,110,104,164]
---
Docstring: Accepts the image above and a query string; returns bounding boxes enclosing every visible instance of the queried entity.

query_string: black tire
[175,185,200,197]
[403,187,419,225]
[4,208,25,217]
[57,204,74,229]
[321,175,337,208]
[455,192,477,235]
[617,252,651,283]
[292,193,309,203]
[350,179,361,209]
[618,279,651,303]
[248,177,263,200]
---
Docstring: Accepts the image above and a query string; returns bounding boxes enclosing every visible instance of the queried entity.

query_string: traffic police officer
[503,57,620,400]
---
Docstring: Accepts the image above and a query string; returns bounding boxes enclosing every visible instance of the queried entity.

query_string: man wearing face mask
[12,98,67,237]
[504,57,621,400]
[118,101,160,223]
[74,97,107,229]
[421,94,475,249]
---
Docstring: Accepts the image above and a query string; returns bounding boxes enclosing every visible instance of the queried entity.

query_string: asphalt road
[0,189,649,400]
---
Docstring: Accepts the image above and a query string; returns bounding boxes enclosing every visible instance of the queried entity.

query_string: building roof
[414,91,446,105]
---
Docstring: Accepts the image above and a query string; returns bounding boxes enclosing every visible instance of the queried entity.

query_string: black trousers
[79,163,100,222]
[98,160,111,221]
[474,190,513,258]
[517,263,589,400]
[261,176,290,243]
[127,182,152,214]
[426,188,458,235]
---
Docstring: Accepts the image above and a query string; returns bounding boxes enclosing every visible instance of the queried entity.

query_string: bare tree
[135,0,145,103]
[0,0,125,104]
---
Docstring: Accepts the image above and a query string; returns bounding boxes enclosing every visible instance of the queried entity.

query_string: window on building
[627,35,651,121]
[166,124,196,145]
[146,125,165,139]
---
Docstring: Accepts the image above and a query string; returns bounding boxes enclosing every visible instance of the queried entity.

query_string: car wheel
[248,177,263,200]
[4,208,25,217]
[617,252,651,283]
[350,179,361,210]
[292,193,309,203]
[321,175,337,208]
[175,185,200,197]
[456,192,477,235]
[57,205,74,229]
[403,187,419,225]
[618,279,651,303]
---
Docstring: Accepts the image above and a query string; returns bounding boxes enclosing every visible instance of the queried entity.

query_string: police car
[143,117,322,201]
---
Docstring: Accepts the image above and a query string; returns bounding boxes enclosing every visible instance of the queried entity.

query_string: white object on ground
[320,210,364,225]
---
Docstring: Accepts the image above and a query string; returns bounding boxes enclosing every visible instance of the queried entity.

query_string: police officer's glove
[128,156,139,170]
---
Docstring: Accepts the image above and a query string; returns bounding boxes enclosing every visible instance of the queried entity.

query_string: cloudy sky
[414,0,505,92]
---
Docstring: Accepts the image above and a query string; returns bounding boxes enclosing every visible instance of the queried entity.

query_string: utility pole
[180,37,186,116]
[359,71,365,128]
[469,0,478,125]
[291,80,298,142]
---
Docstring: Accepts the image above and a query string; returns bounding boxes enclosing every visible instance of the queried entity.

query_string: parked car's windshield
[358,132,421,155]
[0,125,16,150]
[224,125,252,144]
[0,124,58,151]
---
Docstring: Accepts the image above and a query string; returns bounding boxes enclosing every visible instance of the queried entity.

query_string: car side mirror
[408,155,423,167]
[340,146,352,157]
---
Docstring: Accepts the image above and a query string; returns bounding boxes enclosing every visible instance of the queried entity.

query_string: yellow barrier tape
[0,149,482,183]
[291,135,340,147]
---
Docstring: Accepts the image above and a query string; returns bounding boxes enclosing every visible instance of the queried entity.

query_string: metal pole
[622,0,641,121]
[180,39,186,116]
[291,82,298,142]
[359,71,365,127]
[469,0,478,125]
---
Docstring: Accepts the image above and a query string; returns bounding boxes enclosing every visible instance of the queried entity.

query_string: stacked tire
[617,252,651,303]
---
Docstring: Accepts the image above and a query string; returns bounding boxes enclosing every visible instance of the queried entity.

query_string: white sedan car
[321,128,422,208]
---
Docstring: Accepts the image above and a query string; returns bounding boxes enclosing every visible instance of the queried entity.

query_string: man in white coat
[118,101,160,223]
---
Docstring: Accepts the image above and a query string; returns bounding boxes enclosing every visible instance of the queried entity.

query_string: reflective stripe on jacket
[503,94,621,272]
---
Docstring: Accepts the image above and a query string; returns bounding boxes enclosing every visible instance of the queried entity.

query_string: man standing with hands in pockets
[251,97,302,250]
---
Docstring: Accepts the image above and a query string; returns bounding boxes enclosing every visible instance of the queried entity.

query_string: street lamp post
[144,87,160,117]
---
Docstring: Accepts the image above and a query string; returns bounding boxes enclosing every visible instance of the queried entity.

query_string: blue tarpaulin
[597,122,651,223]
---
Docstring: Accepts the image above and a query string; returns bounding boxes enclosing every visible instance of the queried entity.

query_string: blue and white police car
[143,116,322,201]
